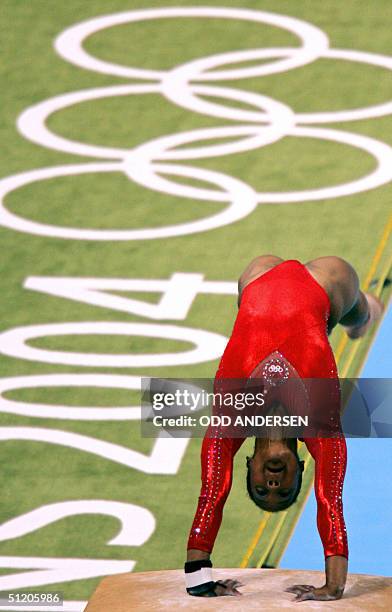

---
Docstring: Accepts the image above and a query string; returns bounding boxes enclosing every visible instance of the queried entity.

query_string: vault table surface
[84,568,392,611]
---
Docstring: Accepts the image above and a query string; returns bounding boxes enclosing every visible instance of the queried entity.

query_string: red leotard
[187,260,348,559]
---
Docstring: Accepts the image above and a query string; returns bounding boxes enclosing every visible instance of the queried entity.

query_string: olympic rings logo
[1,6,392,241]
[268,365,284,373]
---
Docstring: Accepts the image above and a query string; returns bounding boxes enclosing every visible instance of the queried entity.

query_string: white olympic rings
[0,6,390,240]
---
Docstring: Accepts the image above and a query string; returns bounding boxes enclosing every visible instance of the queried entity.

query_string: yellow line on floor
[256,513,287,568]
[240,515,270,568]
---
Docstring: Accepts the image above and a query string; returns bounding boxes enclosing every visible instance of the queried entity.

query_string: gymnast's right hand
[184,560,243,596]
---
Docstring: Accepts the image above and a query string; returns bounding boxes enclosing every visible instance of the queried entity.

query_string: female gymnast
[184,255,383,602]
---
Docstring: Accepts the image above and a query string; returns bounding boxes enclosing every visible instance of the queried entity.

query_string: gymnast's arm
[185,432,245,596]
[289,436,348,602]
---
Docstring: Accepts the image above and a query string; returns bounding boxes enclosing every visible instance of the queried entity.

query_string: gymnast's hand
[187,578,243,597]
[212,579,243,596]
[285,584,344,602]
[286,555,347,602]
[184,557,243,597]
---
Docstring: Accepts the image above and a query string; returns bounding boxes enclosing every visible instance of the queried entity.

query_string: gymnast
[184,256,383,602]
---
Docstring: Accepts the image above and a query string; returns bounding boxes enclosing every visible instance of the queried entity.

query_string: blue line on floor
[280,301,392,576]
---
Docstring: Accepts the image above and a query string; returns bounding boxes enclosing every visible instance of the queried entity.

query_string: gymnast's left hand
[285,584,344,601]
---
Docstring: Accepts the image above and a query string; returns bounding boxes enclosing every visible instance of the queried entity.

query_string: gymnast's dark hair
[246,453,304,512]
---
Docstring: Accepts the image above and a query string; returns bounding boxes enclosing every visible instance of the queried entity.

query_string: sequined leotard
[187,260,348,559]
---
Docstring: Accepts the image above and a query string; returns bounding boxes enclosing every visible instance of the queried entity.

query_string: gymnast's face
[247,440,301,511]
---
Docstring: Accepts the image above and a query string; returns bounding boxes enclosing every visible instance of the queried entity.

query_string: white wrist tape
[185,567,213,589]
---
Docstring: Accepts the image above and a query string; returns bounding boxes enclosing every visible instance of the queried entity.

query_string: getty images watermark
[140,377,392,438]
[149,385,307,428]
